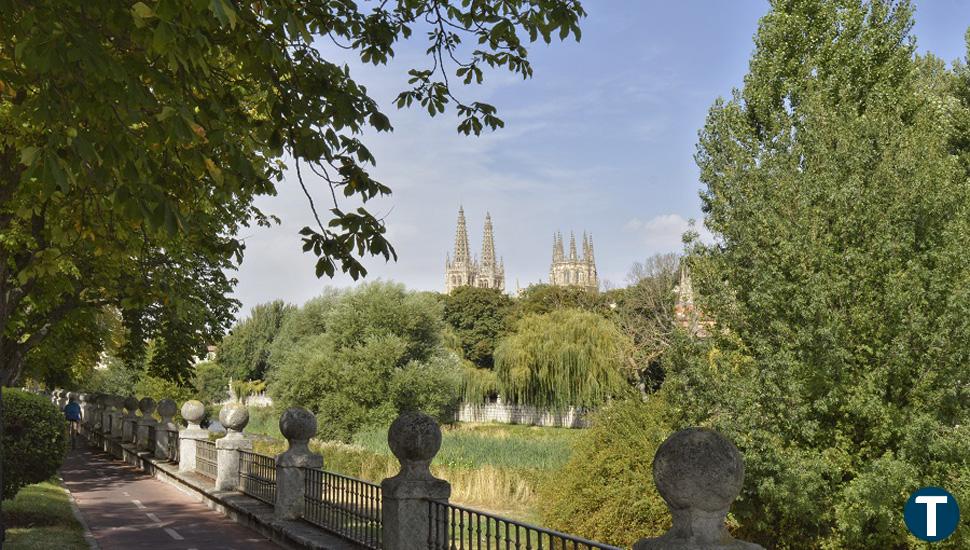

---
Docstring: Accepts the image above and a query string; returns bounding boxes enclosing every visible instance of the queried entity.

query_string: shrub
[2,388,67,500]
[538,397,671,547]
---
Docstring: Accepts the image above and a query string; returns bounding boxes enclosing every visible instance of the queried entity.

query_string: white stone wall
[455,402,589,428]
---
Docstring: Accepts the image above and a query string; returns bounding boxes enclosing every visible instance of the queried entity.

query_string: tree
[0,1,586,387]
[513,283,612,318]
[267,282,461,440]
[216,300,293,381]
[673,1,970,547]
[613,253,680,392]
[493,308,634,407]
[443,286,513,368]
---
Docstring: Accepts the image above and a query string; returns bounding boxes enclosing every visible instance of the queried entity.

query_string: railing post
[136,397,158,452]
[381,412,451,550]
[179,400,208,473]
[155,399,178,459]
[109,396,124,440]
[78,393,91,426]
[215,402,252,491]
[122,396,140,442]
[633,428,765,550]
[274,407,323,520]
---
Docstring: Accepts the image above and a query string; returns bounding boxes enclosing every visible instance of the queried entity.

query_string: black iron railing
[239,451,277,505]
[197,439,218,479]
[146,425,157,454]
[166,430,180,462]
[304,467,383,550]
[427,501,622,550]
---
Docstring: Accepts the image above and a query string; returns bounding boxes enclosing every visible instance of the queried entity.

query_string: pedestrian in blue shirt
[64,396,82,448]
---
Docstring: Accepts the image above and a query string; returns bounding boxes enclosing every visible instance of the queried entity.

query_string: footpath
[61,448,281,549]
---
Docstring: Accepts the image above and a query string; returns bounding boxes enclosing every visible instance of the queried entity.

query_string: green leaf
[20,146,39,166]
[209,0,238,29]
[131,2,155,19]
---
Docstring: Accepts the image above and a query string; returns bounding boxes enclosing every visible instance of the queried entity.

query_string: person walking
[64,396,82,449]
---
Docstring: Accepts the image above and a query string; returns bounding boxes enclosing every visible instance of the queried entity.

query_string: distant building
[549,231,598,291]
[674,264,712,337]
[445,207,505,294]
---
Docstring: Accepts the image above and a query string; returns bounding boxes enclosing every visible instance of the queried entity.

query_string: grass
[2,480,88,550]
[248,418,580,522]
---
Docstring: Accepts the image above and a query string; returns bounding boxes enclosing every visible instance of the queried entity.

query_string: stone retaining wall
[455,402,589,428]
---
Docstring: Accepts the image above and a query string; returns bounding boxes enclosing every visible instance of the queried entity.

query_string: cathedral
[549,231,598,291]
[445,207,505,293]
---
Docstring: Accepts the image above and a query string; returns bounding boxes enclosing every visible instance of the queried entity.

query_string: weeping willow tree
[494,309,634,407]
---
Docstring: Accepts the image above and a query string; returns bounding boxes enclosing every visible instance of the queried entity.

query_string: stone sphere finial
[634,428,763,550]
[280,408,317,443]
[139,397,156,416]
[79,393,89,403]
[124,396,140,414]
[157,399,177,419]
[181,400,206,426]
[219,402,249,434]
[388,412,442,479]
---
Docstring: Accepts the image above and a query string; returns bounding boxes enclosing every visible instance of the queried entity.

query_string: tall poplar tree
[674,1,970,547]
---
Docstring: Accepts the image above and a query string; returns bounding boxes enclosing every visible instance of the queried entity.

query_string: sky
[230,0,970,317]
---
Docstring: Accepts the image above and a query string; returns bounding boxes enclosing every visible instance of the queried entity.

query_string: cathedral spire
[568,231,577,260]
[553,232,564,263]
[586,233,595,265]
[453,206,470,264]
[481,212,496,270]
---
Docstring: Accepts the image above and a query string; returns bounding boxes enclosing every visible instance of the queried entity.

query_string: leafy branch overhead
[0,0,584,383]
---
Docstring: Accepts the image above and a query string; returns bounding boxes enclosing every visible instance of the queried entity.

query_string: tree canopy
[443,286,513,368]
[493,308,634,407]
[216,300,293,381]
[0,0,586,386]
[663,1,970,547]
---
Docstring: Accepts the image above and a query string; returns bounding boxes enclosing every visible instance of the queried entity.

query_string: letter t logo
[915,495,949,537]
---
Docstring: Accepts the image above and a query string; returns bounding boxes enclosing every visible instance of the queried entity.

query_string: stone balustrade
[70,394,762,550]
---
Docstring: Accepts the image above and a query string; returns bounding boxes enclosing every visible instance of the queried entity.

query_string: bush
[2,388,67,500]
[538,397,671,547]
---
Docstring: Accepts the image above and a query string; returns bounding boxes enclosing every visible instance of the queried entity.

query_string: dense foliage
[493,309,634,407]
[1,388,66,499]
[216,300,293,381]
[538,398,671,546]
[443,286,513,369]
[660,1,970,548]
[267,282,462,441]
[0,0,586,386]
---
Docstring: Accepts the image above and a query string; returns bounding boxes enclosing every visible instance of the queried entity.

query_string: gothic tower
[549,230,598,291]
[445,208,505,293]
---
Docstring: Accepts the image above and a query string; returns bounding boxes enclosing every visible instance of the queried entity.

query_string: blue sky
[231,0,970,315]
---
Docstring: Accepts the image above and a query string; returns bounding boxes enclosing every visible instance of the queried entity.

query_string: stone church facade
[549,231,598,291]
[445,207,505,294]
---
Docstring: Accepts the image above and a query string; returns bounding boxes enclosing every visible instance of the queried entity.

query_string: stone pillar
[381,412,451,550]
[633,428,765,550]
[136,397,158,451]
[155,399,178,459]
[91,394,104,432]
[122,396,140,443]
[78,393,91,426]
[215,402,252,491]
[98,394,113,437]
[179,400,208,473]
[274,408,323,520]
[109,396,125,440]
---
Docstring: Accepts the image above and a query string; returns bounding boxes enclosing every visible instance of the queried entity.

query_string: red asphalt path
[61,447,281,549]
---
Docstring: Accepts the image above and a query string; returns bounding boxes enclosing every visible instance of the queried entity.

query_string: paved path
[61,448,281,550]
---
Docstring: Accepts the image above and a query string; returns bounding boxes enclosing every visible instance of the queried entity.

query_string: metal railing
[196,439,218,479]
[239,451,276,505]
[146,425,157,454]
[427,501,622,550]
[166,430,180,462]
[304,467,383,550]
